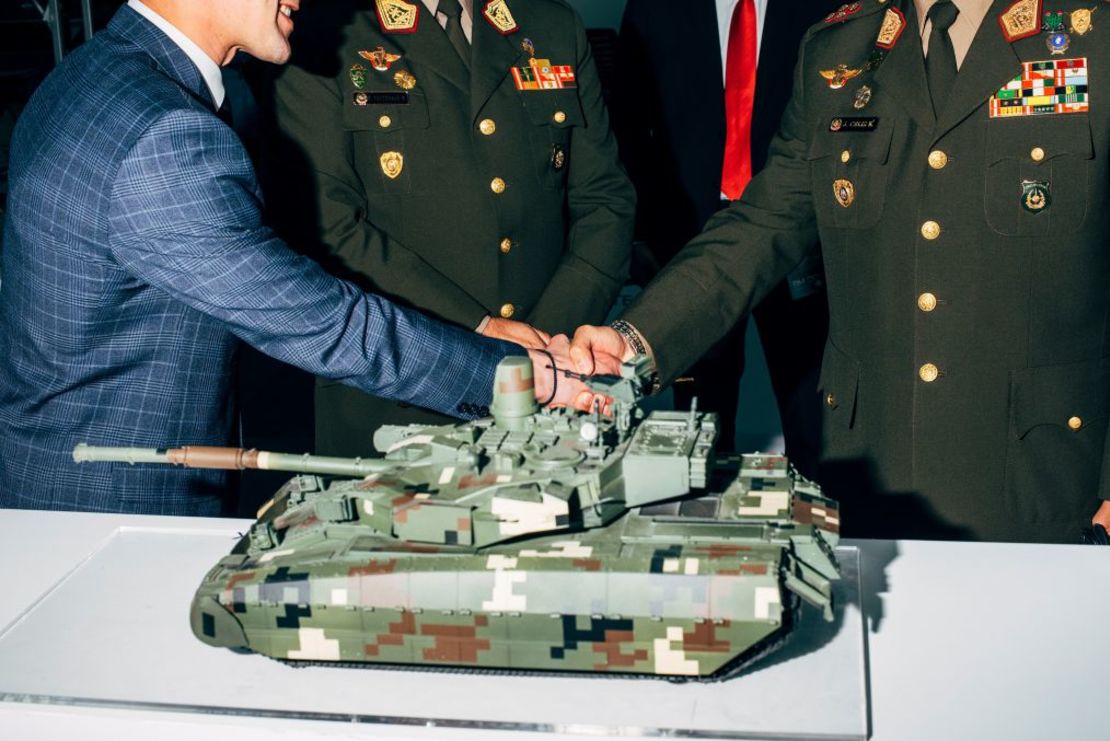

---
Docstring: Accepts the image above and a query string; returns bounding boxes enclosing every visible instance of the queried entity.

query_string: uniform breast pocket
[342,90,431,195]
[521,89,584,190]
[984,115,1092,236]
[805,119,894,230]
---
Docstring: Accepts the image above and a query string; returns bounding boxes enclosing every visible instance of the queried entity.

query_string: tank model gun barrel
[72,444,394,477]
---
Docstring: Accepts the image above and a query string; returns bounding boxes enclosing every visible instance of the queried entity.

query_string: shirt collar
[127,0,225,109]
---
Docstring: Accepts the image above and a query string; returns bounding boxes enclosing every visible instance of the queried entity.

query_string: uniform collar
[127,0,225,109]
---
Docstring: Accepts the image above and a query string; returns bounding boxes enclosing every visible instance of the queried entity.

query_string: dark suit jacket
[622,0,1110,543]
[613,0,841,265]
[0,6,518,515]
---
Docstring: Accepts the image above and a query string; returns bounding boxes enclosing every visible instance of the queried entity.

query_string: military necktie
[438,0,470,70]
[925,0,960,118]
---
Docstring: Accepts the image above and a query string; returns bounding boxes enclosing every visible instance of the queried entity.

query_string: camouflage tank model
[73,356,841,680]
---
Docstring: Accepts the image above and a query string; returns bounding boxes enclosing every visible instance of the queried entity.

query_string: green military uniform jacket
[265,0,634,453]
[623,0,1109,543]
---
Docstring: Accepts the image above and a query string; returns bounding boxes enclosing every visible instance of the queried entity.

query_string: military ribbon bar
[989,57,1089,117]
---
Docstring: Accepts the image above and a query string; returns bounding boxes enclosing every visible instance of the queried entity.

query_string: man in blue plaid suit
[0,0,596,516]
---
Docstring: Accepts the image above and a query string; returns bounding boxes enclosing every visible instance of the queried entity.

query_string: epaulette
[815,0,891,32]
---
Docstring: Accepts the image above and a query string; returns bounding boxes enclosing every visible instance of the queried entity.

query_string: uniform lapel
[384,5,470,94]
[470,5,525,122]
[873,0,935,130]
[932,0,1022,141]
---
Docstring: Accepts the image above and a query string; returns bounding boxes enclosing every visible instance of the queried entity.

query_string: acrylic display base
[0,526,868,740]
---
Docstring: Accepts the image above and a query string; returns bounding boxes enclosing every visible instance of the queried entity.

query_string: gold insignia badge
[394,70,417,90]
[380,151,404,179]
[482,0,519,34]
[375,0,419,33]
[999,0,1041,42]
[875,7,906,49]
[551,145,566,171]
[833,179,856,208]
[819,64,863,90]
[360,46,402,71]
[1070,8,1095,36]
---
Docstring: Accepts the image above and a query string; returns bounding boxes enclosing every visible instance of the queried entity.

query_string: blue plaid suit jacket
[0,7,520,515]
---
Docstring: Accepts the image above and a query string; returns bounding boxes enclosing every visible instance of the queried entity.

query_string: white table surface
[0,508,1106,741]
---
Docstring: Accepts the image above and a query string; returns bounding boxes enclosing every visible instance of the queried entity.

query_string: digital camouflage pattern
[76,358,841,679]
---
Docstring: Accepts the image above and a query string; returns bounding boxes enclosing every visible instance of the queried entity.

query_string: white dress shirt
[127,0,225,108]
[716,0,769,75]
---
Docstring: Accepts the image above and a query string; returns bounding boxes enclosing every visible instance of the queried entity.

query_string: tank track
[274,597,801,684]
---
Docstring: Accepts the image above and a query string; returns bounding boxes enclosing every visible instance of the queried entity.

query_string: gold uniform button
[928,150,948,170]
[553,110,567,124]
[917,292,938,312]
[921,220,941,240]
[490,177,506,194]
[499,238,513,254]
[1031,146,1046,162]
[825,392,838,409]
[840,149,851,163]
[1068,416,1083,431]
[499,303,515,319]
[919,363,940,383]
[479,118,496,135]
[378,115,392,128]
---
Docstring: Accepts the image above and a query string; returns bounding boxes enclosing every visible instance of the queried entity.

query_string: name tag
[829,117,879,132]
[352,91,410,106]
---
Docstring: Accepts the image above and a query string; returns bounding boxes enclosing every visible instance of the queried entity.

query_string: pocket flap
[806,117,894,163]
[342,90,430,131]
[522,90,585,128]
[986,114,1092,165]
[1010,357,1110,438]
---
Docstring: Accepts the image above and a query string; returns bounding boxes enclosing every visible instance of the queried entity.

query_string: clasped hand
[481,318,622,411]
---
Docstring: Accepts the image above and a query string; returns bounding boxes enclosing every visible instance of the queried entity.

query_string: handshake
[479,317,644,412]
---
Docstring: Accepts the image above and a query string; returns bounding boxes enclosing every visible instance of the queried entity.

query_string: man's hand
[481,317,551,350]
[529,335,621,412]
[1093,500,1110,530]
[569,325,633,374]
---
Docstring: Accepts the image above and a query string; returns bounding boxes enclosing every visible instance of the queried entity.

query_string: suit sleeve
[106,110,521,417]
[526,12,636,335]
[266,60,490,330]
[620,34,820,385]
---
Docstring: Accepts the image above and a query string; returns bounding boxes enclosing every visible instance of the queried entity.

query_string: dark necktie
[721,0,757,201]
[438,0,470,70]
[925,0,960,117]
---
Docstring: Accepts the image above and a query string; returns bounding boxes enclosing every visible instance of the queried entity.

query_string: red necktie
[721,0,757,201]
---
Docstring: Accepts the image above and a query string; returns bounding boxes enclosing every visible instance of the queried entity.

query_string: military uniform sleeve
[620,34,819,386]
[526,13,635,335]
[106,110,519,416]
[267,60,489,330]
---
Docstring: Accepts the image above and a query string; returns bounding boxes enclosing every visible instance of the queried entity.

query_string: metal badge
[1070,8,1095,35]
[1046,31,1071,54]
[829,117,879,132]
[551,145,567,171]
[360,47,402,71]
[353,92,370,106]
[1021,180,1051,212]
[819,64,863,90]
[853,85,873,110]
[833,179,855,208]
[394,70,417,90]
[380,151,404,179]
[522,38,536,57]
[349,64,368,90]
